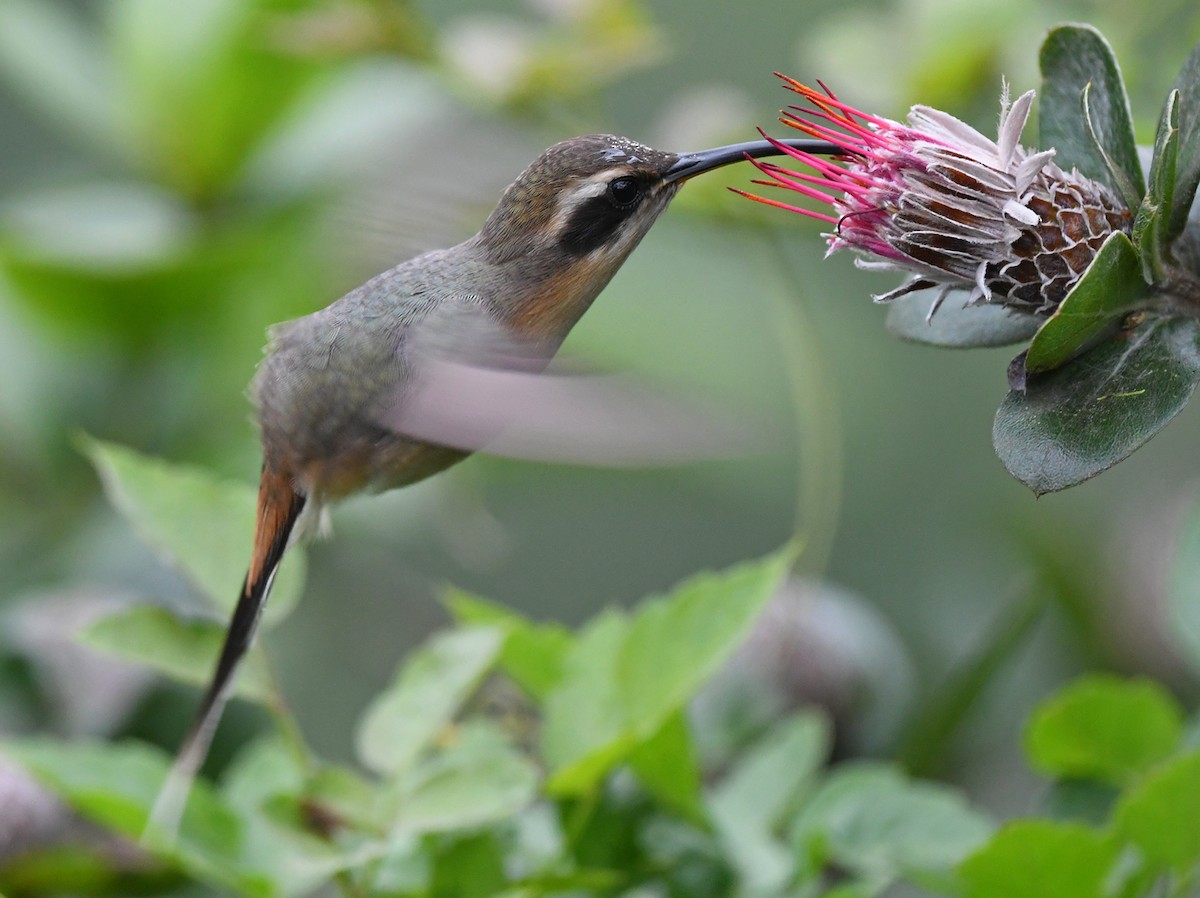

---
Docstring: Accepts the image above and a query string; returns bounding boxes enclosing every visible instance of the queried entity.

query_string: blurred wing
[377,351,777,466]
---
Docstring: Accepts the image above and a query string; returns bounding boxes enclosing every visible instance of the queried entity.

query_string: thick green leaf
[540,609,633,792]
[542,547,792,794]
[427,832,507,898]
[1023,675,1183,786]
[356,626,505,777]
[885,290,1042,348]
[1024,232,1149,375]
[708,713,830,892]
[1167,37,1200,241]
[993,316,1200,494]
[791,763,994,888]
[442,589,573,700]
[80,437,306,624]
[1,738,275,897]
[958,820,1119,898]
[1113,751,1200,870]
[390,722,539,835]
[627,709,705,821]
[1039,25,1142,208]
[80,605,274,703]
[616,548,793,737]
[1134,91,1179,282]
[1169,495,1200,674]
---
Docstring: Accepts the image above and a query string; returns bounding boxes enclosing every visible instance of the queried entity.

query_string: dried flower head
[741,78,1134,317]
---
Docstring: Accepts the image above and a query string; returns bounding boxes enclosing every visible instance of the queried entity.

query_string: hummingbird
[148,133,838,833]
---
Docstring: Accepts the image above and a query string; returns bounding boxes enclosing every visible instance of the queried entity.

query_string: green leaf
[1023,675,1183,786]
[364,837,430,895]
[107,0,324,200]
[1024,232,1149,375]
[80,437,306,625]
[428,832,508,898]
[0,843,175,897]
[80,605,274,703]
[0,0,125,155]
[1081,84,1143,213]
[1167,37,1200,241]
[2,182,194,272]
[390,722,539,835]
[443,589,573,700]
[295,764,382,832]
[1,738,275,897]
[792,763,994,889]
[617,547,794,740]
[1169,495,1200,674]
[218,736,307,817]
[708,713,831,892]
[1039,24,1142,208]
[1134,91,1179,282]
[819,887,871,898]
[542,547,791,794]
[638,818,729,898]
[958,820,1119,898]
[355,626,505,777]
[627,709,705,821]
[711,711,829,833]
[1113,751,1200,871]
[540,609,633,792]
[219,740,353,896]
[1040,779,1119,826]
[885,290,1042,348]
[993,316,1200,494]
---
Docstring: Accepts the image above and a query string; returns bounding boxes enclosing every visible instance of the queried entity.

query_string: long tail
[145,466,306,841]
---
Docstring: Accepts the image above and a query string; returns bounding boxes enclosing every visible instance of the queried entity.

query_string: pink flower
[741,78,1133,316]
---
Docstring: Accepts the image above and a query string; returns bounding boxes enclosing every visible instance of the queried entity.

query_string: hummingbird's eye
[607,177,642,207]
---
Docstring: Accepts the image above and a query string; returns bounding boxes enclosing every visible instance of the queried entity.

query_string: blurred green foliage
[6,464,1200,896]
[3,0,1200,895]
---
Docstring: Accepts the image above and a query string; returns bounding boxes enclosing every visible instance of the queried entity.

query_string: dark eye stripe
[557,175,648,256]
[558,194,631,256]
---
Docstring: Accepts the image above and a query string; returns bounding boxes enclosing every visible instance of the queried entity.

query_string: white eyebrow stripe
[547,167,631,237]
[567,180,608,201]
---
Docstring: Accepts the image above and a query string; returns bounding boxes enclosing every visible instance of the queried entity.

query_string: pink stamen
[750,171,842,206]
[751,78,959,264]
[784,106,880,146]
[755,143,860,182]
[762,159,880,200]
[780,78,892,130]
[729,187,840,224]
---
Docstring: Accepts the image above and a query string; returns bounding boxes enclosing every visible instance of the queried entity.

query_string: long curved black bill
[663,138,841,184]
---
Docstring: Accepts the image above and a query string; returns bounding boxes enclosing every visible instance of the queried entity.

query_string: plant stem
[896,587,1047,776]
[764,225,845,575]
[261,647,314,775]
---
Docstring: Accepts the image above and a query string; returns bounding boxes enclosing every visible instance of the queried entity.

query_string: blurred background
[2,0,1200,836]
